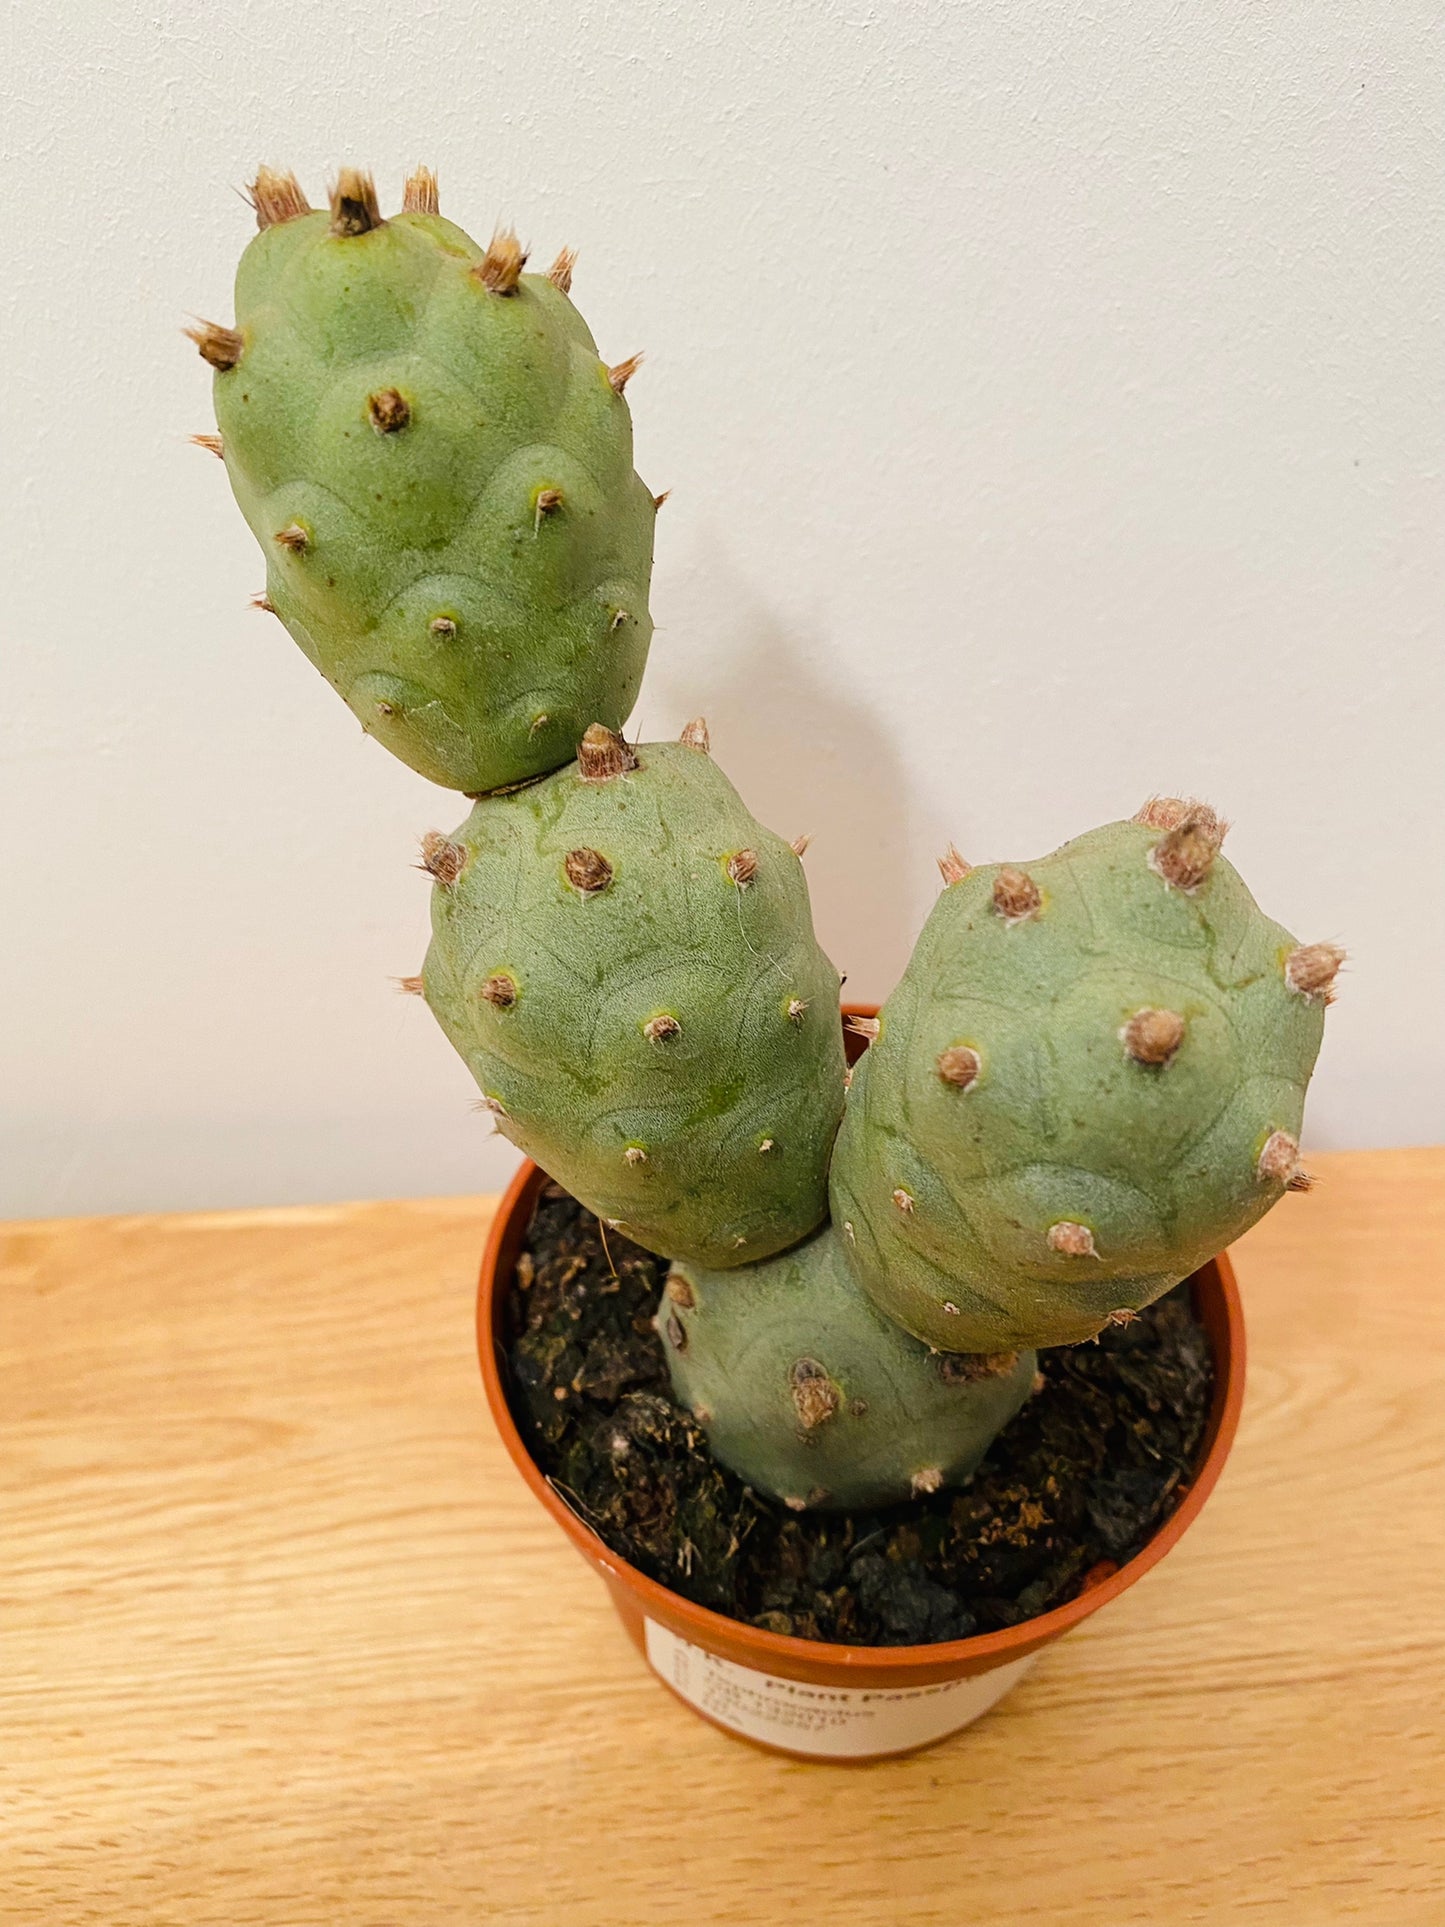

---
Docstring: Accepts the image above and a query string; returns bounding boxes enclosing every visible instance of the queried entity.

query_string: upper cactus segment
[830,801,1338,1353]
[191,167,657,793]
[421,726,846,1267]
[659,1224,1037,1510]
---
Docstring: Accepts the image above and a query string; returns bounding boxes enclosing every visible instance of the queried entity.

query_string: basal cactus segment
[192,167,656,793]
[828,803,1336,1353]
[659,1224,1037,1510]
[420,724,846,1268]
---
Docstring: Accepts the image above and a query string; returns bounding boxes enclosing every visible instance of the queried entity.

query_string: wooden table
[4,1149,1443,1925]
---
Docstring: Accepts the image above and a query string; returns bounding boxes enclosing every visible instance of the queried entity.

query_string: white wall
[3,1,1441,1217]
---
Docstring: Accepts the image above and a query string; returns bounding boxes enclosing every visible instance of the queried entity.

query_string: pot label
[643,1618,1033,1759]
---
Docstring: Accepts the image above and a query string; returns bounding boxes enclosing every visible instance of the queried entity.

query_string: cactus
[190,172,1343,1552]
[191,167,656,794]
[658,1225,1037,1511]
[828,802,1338,1353]
[420,723,846,1267]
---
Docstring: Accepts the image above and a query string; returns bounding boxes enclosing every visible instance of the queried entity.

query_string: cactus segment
[198,169,655,793]
[829,813,1330,1351]
[422,737,845,1266]
[660,1225,1036,1509]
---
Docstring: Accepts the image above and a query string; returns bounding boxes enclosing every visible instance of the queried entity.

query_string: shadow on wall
[647,544,953,1004]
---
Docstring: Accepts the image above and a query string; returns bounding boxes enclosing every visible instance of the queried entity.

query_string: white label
[643,1619,1033,1759]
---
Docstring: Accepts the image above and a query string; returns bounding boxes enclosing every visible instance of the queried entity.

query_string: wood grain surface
[3,1148,1443,1926]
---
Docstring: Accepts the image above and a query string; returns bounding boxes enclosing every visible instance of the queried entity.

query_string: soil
[504,1182,1215,1647]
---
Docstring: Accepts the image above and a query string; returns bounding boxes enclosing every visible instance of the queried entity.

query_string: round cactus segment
[658,1225,1037,1510]
[829,815,1329,1351]
[204,174,655,792]
[422,737,846,1267]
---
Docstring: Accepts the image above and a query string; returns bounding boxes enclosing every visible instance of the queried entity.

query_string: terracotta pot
[476,1007,1246,1761]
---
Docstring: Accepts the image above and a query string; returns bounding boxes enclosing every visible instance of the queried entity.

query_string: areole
[475,1007,1247,1762]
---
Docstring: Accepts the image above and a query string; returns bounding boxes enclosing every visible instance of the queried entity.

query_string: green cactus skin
[197,168,656,794]
[658,1224,1037,1510]
[422,728,846,1267]
[829,805,1335,1353]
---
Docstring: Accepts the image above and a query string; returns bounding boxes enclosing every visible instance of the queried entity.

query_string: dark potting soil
[504,1182,1215,1647]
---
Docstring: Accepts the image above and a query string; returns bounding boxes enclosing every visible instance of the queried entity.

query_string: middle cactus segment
[422,726,846,1267]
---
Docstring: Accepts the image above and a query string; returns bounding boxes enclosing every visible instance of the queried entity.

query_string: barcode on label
[643,1618,1032,1759]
